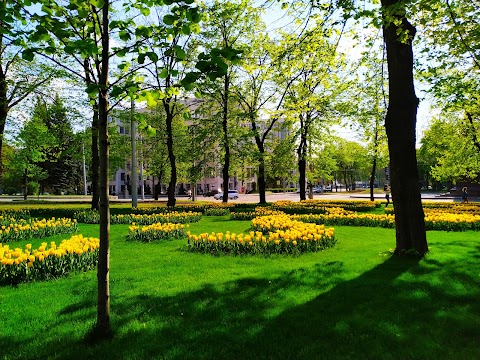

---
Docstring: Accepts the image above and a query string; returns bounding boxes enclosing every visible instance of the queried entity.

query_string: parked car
[214,190,239,200]
[323,185,332,192]
[203,189,219,197]
[312,186,323,193]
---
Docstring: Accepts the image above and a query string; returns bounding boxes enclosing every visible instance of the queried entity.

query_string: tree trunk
[153,176,158,200]
[297,130,307,201]
[369,156,377,202]
[84,57,100,211]
[257,154,266,204]
[164,99,176,208]
[96,0,111,338]
[370,126,380,201]
[222,75,230,203]
[254,134,267,204]
[382,0,428,256]
[23,168,28,200]
[0,51,7,195]
[91,106,100,210]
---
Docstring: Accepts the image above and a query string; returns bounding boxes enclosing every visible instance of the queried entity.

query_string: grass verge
[1,216,479,360]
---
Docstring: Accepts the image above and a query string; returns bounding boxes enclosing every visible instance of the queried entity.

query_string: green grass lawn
[1,216,479,360]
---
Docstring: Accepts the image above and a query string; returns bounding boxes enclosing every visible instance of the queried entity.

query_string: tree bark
[370,125,380,201]
[0,36,7,195]
[222,75,230,203]
[253,127,267,204]
[164,99,176,208]
[96,0,111,338]
[297,129,307,201]
[84,57,100,211]
[91,106,100,210]
[382,0,428,256]
[23,168,28,200]
[369,156,377,202]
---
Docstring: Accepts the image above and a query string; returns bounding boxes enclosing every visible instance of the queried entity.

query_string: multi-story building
[108,99,251,198]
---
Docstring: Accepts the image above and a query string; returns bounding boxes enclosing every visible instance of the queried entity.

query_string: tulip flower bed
[294,207,396,229]
[112,212,201,225]
[132,203,235,215]
[230,207,285,220]
[73,210,202,224]
[0,208,31,221]
[0,218,78,243]
[187,214,336,255]
[203,207,230,216]
[421,202,480,212]
[127,223,188,242]
[423,209,480,231]
[0,234,99,285]
[383,207,480,231]
[271,200,379,215]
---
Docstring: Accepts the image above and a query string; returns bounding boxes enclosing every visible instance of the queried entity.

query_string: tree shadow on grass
[5,255,480,360]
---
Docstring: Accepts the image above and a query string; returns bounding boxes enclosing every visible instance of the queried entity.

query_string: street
[0,191,469,203]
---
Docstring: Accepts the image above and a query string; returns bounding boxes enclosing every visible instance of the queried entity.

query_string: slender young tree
[197,0,253,202]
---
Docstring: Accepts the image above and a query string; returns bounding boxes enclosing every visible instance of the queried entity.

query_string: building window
[120,172,125,181]
[119,126,125,134]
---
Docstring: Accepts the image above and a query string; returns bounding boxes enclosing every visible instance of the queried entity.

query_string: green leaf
[181,24,191,35]
[119,30,131,41]
[22,50,35,61]
[163,15,176,26]
[86,84,98,98]
[175,46,186,60]
[159,68,168,79]
[186,8,201,23]
[146,92,157,107]
[89,0,105,8]
[145,125,156,137]
[146,52,159,62]
[138,53,146,64]
[140,7,150,16]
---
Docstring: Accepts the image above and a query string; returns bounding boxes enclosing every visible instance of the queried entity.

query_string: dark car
[203,189,219,197]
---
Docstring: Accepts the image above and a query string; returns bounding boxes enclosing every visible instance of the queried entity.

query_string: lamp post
[131,95,138,208]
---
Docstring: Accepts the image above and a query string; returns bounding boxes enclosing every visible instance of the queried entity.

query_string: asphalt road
[0,191,469,203]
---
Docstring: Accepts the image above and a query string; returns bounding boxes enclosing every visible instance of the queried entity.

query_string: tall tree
[10,109,54,199]
[352,38,389,201]
[381,0,427,256]
[420,115,480,183]
[33,94,77,194]
[197,0,250,202]
[137,6,201,207]
[234,27,302,203]
[0,0,54,194]
[281,25,347,200]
